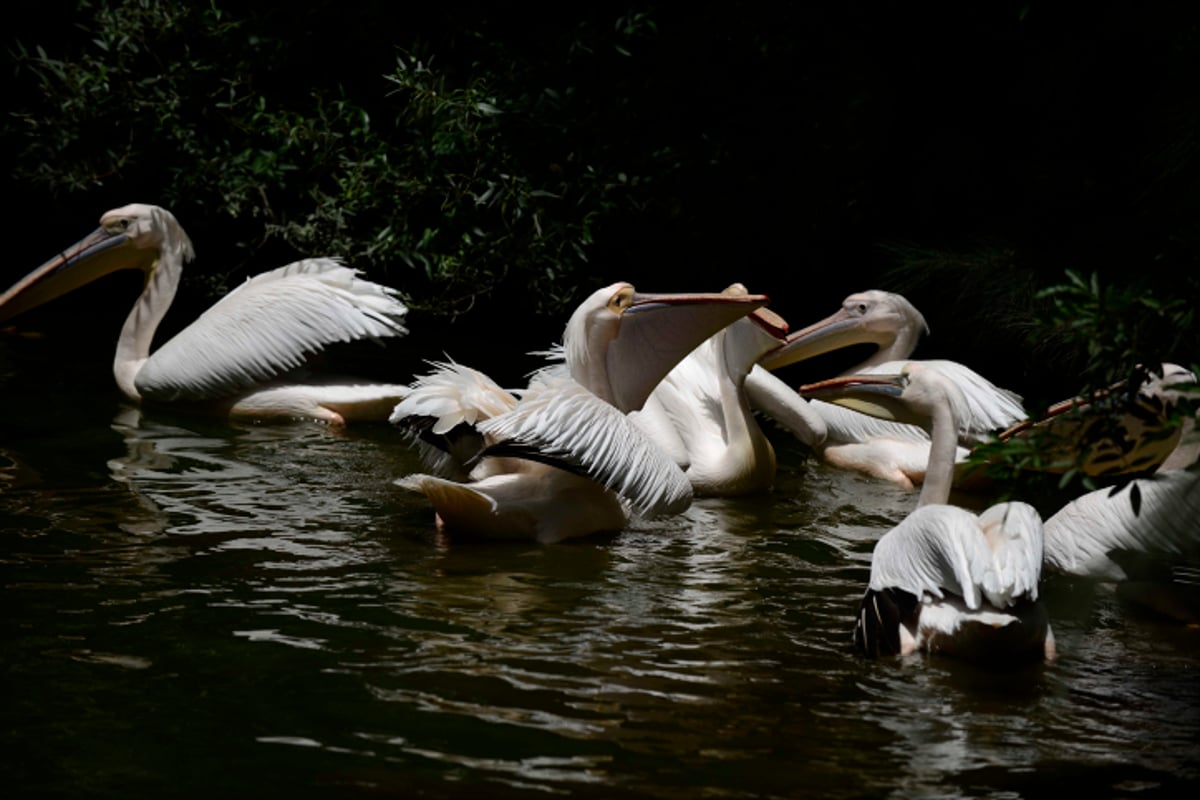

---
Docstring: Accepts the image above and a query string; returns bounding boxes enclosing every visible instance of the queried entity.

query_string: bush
[5,1,663,318]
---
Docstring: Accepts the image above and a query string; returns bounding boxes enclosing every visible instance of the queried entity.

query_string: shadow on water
[1,344,1198,798]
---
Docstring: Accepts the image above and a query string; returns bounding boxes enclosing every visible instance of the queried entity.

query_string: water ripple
[2,404,1198,798]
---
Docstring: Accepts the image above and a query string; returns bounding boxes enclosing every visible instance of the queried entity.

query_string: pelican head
[0,203,194,323]
[759,289,929,371]
[799,362,963,432]
[565,281,769,412]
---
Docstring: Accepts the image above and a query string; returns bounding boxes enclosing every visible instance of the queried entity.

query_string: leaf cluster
[1035,269,1197,392]
[5,1,664,318]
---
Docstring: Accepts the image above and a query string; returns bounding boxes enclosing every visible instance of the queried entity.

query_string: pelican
[802,363,1054,662]
[750,290,1026,488]
[632,284,827,495]
[391,282,769,543]
[0,203,411,425]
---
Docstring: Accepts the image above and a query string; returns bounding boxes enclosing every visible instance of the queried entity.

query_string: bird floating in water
[0,203,411,425]
[390,281,769,543]
[802,363,1054,663]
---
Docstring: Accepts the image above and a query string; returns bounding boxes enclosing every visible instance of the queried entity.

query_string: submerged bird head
[563,281,769,413]
[759,289,928,371]
[0,203,194,323]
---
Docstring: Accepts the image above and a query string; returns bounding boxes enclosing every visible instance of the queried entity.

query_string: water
[2,345,1198,799]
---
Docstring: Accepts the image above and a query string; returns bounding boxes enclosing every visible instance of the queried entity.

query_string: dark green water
[2,343,1198,799]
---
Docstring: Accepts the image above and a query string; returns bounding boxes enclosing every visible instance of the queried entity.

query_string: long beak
[606,290,769,411]
[798,372,910,423]
[719,306,792,375]
[0,227,143,323]
[745,306,789,340]
[758,307,868,371]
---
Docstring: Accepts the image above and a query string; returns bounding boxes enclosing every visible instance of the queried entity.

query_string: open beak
[758,306,868,371]
[607,290,769,411]
[798,372,910,423]
[0,226,145,323]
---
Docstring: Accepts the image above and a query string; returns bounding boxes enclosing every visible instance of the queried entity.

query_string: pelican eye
[844,300,870,317]
[103,217,132,235]
[608,286,636,314]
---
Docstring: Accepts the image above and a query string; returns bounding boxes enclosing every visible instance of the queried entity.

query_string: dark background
[3,2,1198,403]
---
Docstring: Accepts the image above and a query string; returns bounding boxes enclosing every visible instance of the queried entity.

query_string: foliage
[962,269,1199,505]
[4,1,665,317]
[1035,269,1196,391]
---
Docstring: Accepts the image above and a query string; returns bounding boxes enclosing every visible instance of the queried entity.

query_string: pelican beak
[0,225,144,323]
[719,306,791,375]
[798,373,909,422]
[719,283,790,359]
[758,306,869,371]
[746,306,789,340]
[607,289,769,411]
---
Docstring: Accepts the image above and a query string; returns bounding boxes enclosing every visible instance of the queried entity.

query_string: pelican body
[802,364,1054,663]
[0,204,411,425]
[391,282,769,543]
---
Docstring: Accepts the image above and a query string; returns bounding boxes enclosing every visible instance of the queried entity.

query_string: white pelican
[802,364,1054,662]
[750,289,1026,488]
[391,282,769,543]
[632,284,828,495]
[0,203,411,425]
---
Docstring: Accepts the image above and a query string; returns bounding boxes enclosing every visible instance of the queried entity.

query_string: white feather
[136,258,408,401]
[389,359,517,433]
[479,376,693,517]
[1043,469,1200,579]
[869,502,1043,610]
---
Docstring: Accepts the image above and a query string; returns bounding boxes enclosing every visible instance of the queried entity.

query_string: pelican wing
[975,502,1044,606]
[914,360,1026,442]
[135,258,408,402]
[812,400,932,447]
[1043,470,1200,579]
[388,360,519,477]
[478,377,693,517]
[389,360,518,433]
[870,503,1042,609]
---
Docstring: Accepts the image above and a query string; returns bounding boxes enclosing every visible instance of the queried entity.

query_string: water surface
[2,345,1198,798]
